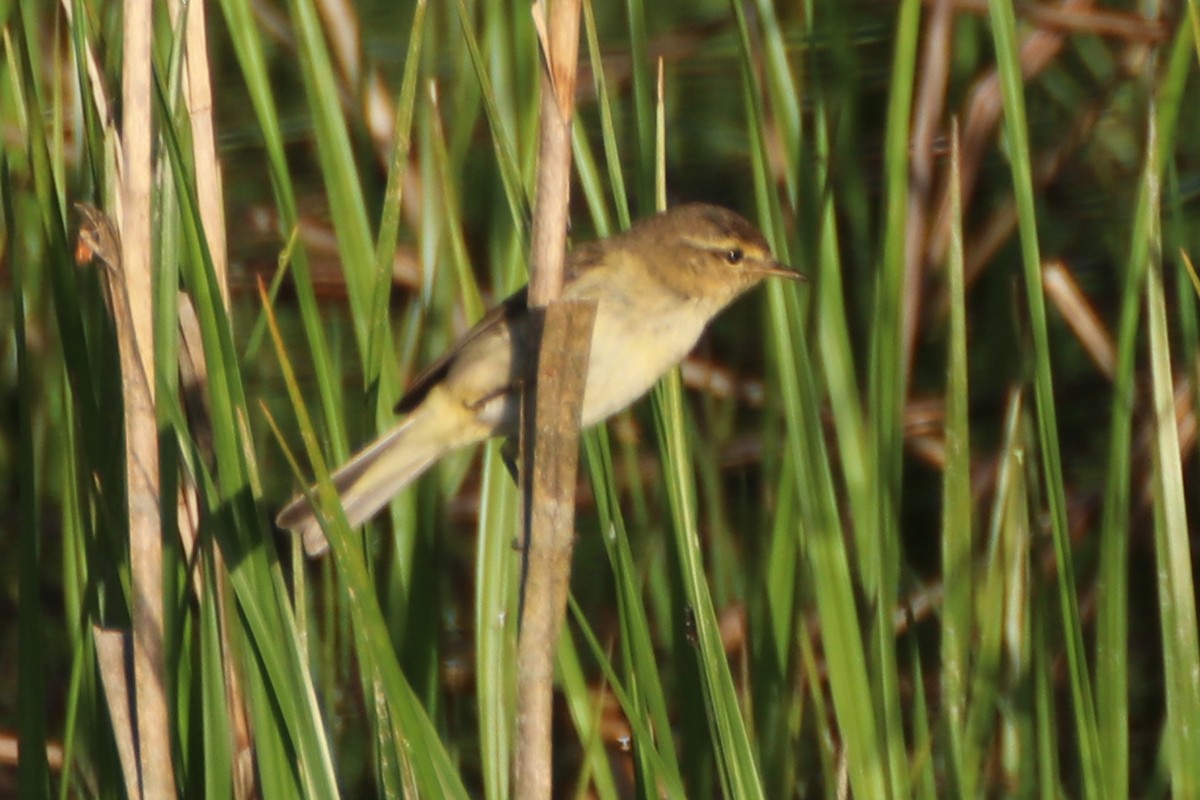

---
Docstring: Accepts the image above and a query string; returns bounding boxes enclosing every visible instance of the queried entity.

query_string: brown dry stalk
[81,149,174,800]
[515,301,596,799]
[119,0,175,788]
[922,0,1167,42]
[926,0,1098,272]
[516,0,587,797]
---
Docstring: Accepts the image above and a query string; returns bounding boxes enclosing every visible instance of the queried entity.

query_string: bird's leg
[500,437,521,485]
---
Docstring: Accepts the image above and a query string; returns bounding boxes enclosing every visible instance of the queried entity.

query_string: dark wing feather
[395,288,530,413]
[395,240,605,414]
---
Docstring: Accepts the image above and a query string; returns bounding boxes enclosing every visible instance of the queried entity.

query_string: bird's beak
[754,260,806,281]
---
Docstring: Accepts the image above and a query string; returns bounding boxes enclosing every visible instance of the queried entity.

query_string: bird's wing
[394,240,606,415]
[395,287,529,414]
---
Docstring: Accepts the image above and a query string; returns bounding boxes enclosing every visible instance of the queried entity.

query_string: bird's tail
[276,395,477,556]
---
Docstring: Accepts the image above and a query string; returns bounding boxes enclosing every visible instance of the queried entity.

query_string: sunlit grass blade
[582,0,630,230]
[261,283,470,797]
[754,450,801,793]
[475,444,519,800]
[987,0,1102,793]
[582,431,685,796]
[571,123,615,238]
[1097,21,1195,795]
[555,633,621,800]
[867,3,922,795]
[940,124,974,794]
[567,595,688,798]
[58,395,94,800]
[214,0,348,472]
[806,104,870,548]
[735,1,891,796]
[652,369,765,800]
[158,100,342,797]
[281,0,386,349]
[1143,122,1200,795]
[744,0,801,204]
[965,391,1030,792]
[452,0,531,242]
[771,320,888,798]
[619,0,654,211]
[996,424,1035,794]
[367,0,427,392]
[427,88,485,324]
[198,553,235,799]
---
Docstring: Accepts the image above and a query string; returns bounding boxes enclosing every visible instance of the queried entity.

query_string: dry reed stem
[516,0,587,796]
[120,2,177,775]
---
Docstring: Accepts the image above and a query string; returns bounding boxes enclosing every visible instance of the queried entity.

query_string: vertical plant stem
[941,121,975,795]
[120,0,176,795]
[515,303,595,799]
[516,0,588,796]
[178,2,254,791]
[986,0,1103,793]
[181,0,229,304]
[527,0,581,304]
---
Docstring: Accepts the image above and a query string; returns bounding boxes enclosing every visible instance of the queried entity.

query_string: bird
[276,203,799,556]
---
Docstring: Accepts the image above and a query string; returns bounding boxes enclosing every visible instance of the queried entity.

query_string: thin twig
[920,0,1167,42]
[926,0,1097,271]
[903,0,953,383]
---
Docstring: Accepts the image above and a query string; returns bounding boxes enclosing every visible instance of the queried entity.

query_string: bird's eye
[725,248,744,264]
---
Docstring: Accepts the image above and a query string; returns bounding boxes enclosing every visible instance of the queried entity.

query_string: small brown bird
[277,203,799,555]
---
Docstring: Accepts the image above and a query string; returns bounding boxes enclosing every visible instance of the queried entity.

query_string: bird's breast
[578,293,709,425]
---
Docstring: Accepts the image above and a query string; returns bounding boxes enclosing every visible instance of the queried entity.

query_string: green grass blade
[159,104,344,797]
[940,128,974,794]
[581,0,629,230]
[263,292,470,798]
[554,629,620,800]
[10,157,51,799]
[567,594,688,799]
[623,0,654,211]
[1098,21,1196,796]
[366,0,427,393]
[452,0,531,242]
[652,370,764,800]
[867,4,922,795]
[582,431,685,796]
[1143,105,1200,796]
[198,556,234,799]
[986,1,1103,793]
[735,2,889,795]
[280,0,402,424]
[215,0,348,462]
[476,444,519,800]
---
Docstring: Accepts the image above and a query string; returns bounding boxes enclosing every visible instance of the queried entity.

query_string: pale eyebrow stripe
[678,235,767,258]
[679,235,729,251]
